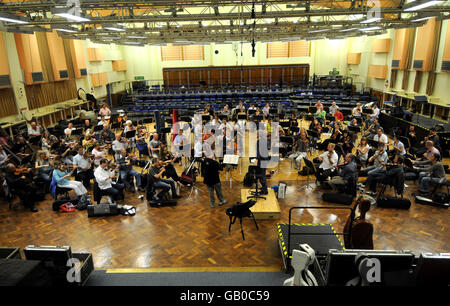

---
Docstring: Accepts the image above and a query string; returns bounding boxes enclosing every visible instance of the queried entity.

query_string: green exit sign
[134,76,145,80]
[329,71,339,75]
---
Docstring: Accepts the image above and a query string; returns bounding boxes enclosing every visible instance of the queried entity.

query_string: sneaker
[219,200,227,206]
[210,204,215,208]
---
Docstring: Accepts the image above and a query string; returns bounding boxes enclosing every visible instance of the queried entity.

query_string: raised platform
[277,223,345,272]
[241,189,281,220]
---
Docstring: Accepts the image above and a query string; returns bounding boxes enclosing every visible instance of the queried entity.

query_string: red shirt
[334,111,344,121]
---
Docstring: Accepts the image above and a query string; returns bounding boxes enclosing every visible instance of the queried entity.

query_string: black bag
[77,195,91,211]
[87,203,119,217]
[299,166,314,176]
[377,196,411,209]
[322,192,354,205]
[148,200,177,208]
[243,172,255,187]
[432,192,449,204]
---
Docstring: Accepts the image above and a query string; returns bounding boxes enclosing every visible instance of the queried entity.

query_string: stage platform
[241,189,281,220]
[277,223,345,272]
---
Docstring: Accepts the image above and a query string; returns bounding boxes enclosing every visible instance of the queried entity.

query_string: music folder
[71,128,82,136]
[125,130,136,139]
[223,154,239,165]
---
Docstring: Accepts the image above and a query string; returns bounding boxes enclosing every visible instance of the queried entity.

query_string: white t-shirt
[94,166,114,190]
[319,150,338,170]
[374,133,388,145]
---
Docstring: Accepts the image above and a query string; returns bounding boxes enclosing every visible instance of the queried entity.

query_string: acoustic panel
[112,60,127,71]
[87,48,104,62]
[368,65,388,79]
[0,34,11,88]
[442,23,450,73]
[347,53,361,65]
[371,38,391,53]
[14,33,45,85]
[414,18,438,71]
[392,28,411,70]
[70,39,88,78]
[90,72,108,87]
[46,31,69,81]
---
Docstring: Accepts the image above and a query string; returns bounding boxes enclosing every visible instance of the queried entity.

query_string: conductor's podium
[241,189,281,220]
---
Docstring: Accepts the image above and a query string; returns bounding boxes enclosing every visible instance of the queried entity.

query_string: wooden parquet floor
[0,160,449,269]
[0,121,449,269]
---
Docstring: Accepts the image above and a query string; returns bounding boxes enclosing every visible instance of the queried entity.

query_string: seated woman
[52,162,88,199]
[91,143,107,166]
[288,131,309,170]
[159,146,183,188]
[82,133,97,153]
[356,137,370,167]
[135,127,150,158]
[35,150,54,189]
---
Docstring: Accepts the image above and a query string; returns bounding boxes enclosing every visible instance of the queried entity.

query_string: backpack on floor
[243,172,255,187]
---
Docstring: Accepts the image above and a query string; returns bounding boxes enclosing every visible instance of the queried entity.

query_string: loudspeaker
[87,203,119,217]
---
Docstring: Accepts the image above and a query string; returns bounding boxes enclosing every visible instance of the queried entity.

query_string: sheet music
[223,154,239,165]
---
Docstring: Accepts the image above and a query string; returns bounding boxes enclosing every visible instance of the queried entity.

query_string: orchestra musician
[356,137,370,166]
[35,150,53,188]
[91,143,108,166]
[288,131,309,170]
[112,134,128,160]
[52,161,88,199]
[64,123,77,141]
[352,103,362,118]
[389,135,406,157]
[364,103,380,130]
[325,153,357,191]
[135,126,150,158]
[316,143,339,183]
[27,121,42,146]
[98,104,111,117]
[82,132,97,153]
[359,143,388,190]
[147,157,181,200]
[5,163,39,212]
[116,149,144,192]
[94,158,125,202]
[365,154,404,195]
[373,127,388,146]
[72,146,94,188]
[150,133,162,158]
[0,145,9,169]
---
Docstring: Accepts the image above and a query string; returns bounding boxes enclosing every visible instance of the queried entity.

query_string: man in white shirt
[352,103,362,118]
[317,143,338,182]
[390,135,406,156]
[94,158,124,202]
[329,102,339,116]
[172,129,186,158]
[262,103,270,118]
[365,103,380,129]
[72,146,93,188]
[373,128,388,146]
[112,134,127,160]
[64,123,76,141]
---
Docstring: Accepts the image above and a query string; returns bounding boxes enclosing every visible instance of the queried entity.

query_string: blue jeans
[153,178,177,198]
[419,172,441,193]
[120,168,142,188]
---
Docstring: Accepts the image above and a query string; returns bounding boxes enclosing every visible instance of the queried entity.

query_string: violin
[14,167,32,176]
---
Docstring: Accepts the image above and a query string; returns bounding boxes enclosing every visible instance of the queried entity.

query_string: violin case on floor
[377,196,411,209]
[322,192,354,205]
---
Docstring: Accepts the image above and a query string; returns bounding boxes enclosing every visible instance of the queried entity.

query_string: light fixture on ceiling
[361,13,384,24]
[54,26,78,33]
[339,27,358,32]
[51,8,90,22]
[404,0,445,12]
[104,25,126,32]
[308,28,328,33]
[127,35,147,39]
[359,26,382,31]
[411,12,440,22]
[0,12,29,24]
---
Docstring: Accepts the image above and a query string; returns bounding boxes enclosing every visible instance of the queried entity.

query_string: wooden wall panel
[69,39,87,78]
[230,69,241,84]
[209,70,220,85]
[392,29,410,70]
[288,40,310,57]
[112,60,127,71]
[90,72,108,87]
[267,42,288,58]
[25,80,77,110]
[0,34,11,88]
[189,70,201,86]
[0,88,18,118]
[46,31,69,81]
[368,65,388,79]
[414,18,438,71]
[347,53,361,65]
[371,38,391,53]
[441,23,450,73]
[87,48,104,61]
[14,33,45,85]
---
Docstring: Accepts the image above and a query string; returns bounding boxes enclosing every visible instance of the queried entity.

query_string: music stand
[252,115,263,122]
[348,125,361,134]
[297,158,316,191]
[223,154,239,188]
[237,114,247,121]
[368,139,379,148]
[247,164,266,201]
[125,130,136,139]
[94,125,103,132]
[248,109,256,116]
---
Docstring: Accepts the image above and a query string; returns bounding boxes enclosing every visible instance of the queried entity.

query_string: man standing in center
[203,152,226,208]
